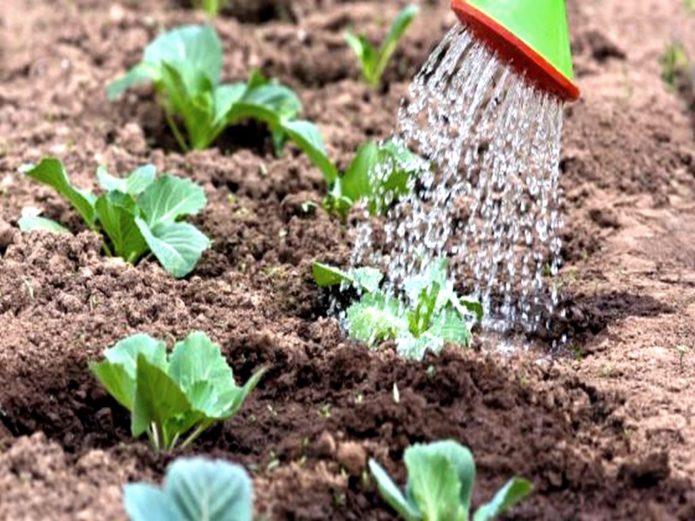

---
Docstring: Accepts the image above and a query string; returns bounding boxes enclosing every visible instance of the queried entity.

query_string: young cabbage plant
[20,158,210,278]
[345,4,419,88]
[283,120,426,217]
[107,24,302,152]
[369,440,533,521]
[313,258,482,360]
[124,457,253,521]
[90,331,265,451]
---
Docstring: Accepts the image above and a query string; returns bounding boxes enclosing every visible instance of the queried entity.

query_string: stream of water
[350,24,566,338]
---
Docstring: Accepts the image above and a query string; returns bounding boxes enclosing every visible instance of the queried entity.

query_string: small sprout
[318,403,332,418]
[194,0,226,17]
[108,25,306,153]
[20,158,210,278]
[369,440,533,521]
[266,452,280,472]
[90,331,265,451]
[599,364,614,378]
[355,392,364,405]
[313,258,482,360]
[392,382,400,404]
[568,344,584,362]
[300,201,318,214]
[661,42,691,89]
[676,344,690,373]
[346,5,419,89]
[123,457,253,521]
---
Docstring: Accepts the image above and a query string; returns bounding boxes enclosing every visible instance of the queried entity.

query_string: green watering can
[452,0,580,101]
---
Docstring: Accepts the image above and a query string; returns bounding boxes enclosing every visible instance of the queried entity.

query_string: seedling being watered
[313,258,482,360]
[20,158,210,278]
[346,4,419,89]
[107,25,305,152]
[90,331,265,452]
[124,457,253,521]
[349,1,582,337]
[281,121,428,218]
[369,440,533,521]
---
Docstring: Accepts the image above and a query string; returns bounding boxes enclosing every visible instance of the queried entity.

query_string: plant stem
[179,424,208,449]
[165,110,190,153]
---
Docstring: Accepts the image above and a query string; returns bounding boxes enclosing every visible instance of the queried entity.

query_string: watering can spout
[451,0,580,101]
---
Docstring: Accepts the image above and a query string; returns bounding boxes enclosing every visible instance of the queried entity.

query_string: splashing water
[351,24,566,338]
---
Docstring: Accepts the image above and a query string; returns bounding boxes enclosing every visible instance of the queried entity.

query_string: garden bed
[1,0,694,519]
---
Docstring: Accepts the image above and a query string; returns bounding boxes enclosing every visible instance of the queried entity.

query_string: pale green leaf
[18,216,71,235]
[281,120,338,183]
[346,292,407,345]
[132,355,191,438]
[473,478,533,521]
[90,333,167,411]
[164,458,253,521]
[135,218,211,278]
[368,459,421,521]
[138,175,207,227]
[95,192,148,262]
[404,444,467,521]
[22,158,96,227]
[123,484,181,521]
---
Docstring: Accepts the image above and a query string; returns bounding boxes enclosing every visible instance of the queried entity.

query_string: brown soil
[1,0,695,520]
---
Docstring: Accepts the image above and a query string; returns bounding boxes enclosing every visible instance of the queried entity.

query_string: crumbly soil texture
[1,1,695,520]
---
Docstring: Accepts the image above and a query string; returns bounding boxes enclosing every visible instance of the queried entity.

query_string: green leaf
[90,333,167,411]
[138,175,207,228]
[346,5,418,88]
[459,296,484,323]
[144,25,222,88]
[168,332,264,420]
[404,444,468,521]
[368,459,421,521]
[136,219,211,278]
[422,441,477,510]
[97,165,156,196]
[169,332,232,394]
[345,32,378,86]
[18,215,71,235]
[346,292,407,345]
[340,142,379,203]
[230,82,302,125]
[106,63,159,100]
[164,458,253,521]
[375,5,419,84]
[124,484,181,521]
[312,262,382,293]
[22,158,96,227]
[282,120,339,183]
[132,355,191,438]
[95,192,149,262]
[427,308,471,347]
[473,478,533,521]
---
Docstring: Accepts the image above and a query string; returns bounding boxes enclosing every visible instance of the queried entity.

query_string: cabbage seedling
[369,440,533,521]
[90,331,265,451]
[282,120,427,217]
[107,25,303,152]
[346,5,419,88]
[20,158,210,278]
[313,258,482,360]
[124,457,253,521]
